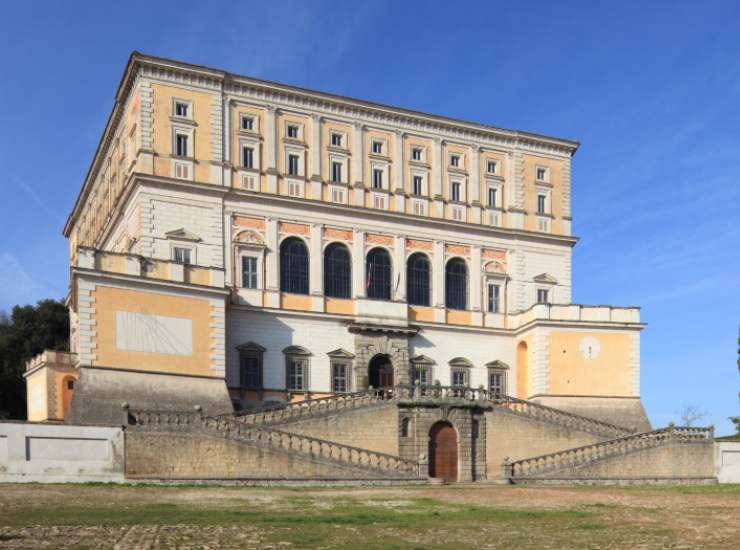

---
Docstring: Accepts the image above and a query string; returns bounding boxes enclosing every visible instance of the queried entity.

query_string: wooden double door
[429,422,458,482]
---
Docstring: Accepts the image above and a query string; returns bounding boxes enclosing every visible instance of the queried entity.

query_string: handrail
[229,384,634,438]
[126,408,420,477]
[508,425,714,478]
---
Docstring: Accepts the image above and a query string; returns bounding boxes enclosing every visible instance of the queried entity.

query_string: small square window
[412,147,423,161]
[173,247,192,265]
[487,160,497,174]
[372,140,383,155]
[450,154,460,167]
[536,167,548,181]
[241,116,254,131]
[287,124,299,139]
[66,379,75,391]
[331,133,343,147]
[174,102,189,118]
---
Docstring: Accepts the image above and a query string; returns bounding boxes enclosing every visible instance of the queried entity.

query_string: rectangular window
[537,194,547,214]
[331,161,342,182]
[487,160,497,174]
[175,134,188,157]
[537,288,550,304]
[287,124,299,139]
[450,154,460,167]
[412,147,423,161]
[331,133,343,147]
[241,116,254,131]
[451,181,461,202]
[452,368,467,387]
[373,194,386,209]
[413,366,430,386]
[488,187,497,207]
[331,363,348,393]
[536,167,547,181]
[174,102,189,117]
[412,175,423,196]
[242,256,258,289]
[242,146,254,169]
[288,154,300,176]
[372,140,383,154]
[173,247,191,264]
[287,358,306,390]
[489,370,505,398]
[487,283,500,313]
[240,355,262,390]
[373,168,383,189]
[331,187,345,203]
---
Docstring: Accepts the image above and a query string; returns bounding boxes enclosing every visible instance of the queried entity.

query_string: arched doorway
[368,354,394,388]
[429,421,458,482]
[516,341,528,399]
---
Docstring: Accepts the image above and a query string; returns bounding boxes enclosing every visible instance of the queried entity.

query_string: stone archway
[368,354,394,388]
[429,421,458,482]
[350,325,415,390]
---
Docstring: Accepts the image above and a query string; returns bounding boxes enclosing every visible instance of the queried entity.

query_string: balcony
[510,303,641,329]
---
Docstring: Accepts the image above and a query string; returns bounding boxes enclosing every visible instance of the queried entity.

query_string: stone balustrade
[126,407,420,477]
[508,425,714,478]
[509,303,642,328]
[76,246,225,288]
[25,350,78,373]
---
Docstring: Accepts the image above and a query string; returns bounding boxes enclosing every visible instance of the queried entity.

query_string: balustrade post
[502,457,512,479]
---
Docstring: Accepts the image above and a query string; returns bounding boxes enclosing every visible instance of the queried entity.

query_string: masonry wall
[522,441,715,481]
[124,431,387,479]
[277,403,399,456]
[485,409,605,479]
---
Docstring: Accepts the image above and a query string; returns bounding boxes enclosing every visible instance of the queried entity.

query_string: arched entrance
[429,421,458,482]
[368,354,394,388]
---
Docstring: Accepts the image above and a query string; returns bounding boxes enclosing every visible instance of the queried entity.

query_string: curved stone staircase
[230,385,633,439]
[126,409,420,479]
[506,425,714,481]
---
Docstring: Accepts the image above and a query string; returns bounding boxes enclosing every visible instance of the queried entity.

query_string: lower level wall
[277,404,399,456]
[520,441,716,481]
[529,395,651,432]
[124,431,387,479]
[0,422,124,483]
[486,409,604,479]
[716,440,740,483]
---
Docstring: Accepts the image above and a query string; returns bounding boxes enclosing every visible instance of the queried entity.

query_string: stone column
[352,229,366,298]
[309,223,324,311]
[310,114,323,200]
[265,105,279,194]
[265,217,280,307]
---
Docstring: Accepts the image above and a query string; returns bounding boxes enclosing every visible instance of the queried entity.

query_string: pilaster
[352,229,366,298]
[309,223,324,311]
[265,105,279,194]
[265,217,280,307]
[310,114,323,200]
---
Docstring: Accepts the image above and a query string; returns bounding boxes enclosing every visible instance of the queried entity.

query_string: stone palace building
[16,52,716,485]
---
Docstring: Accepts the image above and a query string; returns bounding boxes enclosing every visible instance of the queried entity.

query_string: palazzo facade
[26,52,649,430]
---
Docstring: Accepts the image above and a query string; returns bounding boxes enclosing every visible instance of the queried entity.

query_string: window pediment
[448,357,473,368]
[327,348,355,359]
[282,345,312,356]
[165,228,201,242]
[533,273,558,285]
[486,360,509,370]
[236,341,265,353]
[410,354,435,365]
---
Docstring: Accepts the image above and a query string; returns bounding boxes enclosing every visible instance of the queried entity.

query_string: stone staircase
[231,385,633,439]
[506,425,714,481]
[126,409,420,479]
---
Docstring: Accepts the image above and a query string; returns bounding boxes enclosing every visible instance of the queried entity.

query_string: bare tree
[677,405,707,427]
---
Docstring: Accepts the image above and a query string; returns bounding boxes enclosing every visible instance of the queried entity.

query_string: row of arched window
[278,237,469,309]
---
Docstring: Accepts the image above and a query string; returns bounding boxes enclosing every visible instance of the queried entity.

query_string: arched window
[280,237,309,294]
[324,243,352,298]
[445,258,468,310]
[406,253,431,306]
[366,248,391,300]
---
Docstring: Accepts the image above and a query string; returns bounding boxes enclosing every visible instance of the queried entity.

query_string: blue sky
[0,1,738,433]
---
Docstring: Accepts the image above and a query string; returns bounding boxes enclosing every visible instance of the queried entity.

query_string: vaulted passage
[368,354,394,388]
[429,421,458,482]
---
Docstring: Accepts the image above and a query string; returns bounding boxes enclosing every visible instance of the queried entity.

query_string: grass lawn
[0,483,738,548]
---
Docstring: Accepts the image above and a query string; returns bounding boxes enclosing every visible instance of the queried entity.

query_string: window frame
[240,114,256,132]
[324,242,352,299]
[331,361,350,393]
[236,342,265,391]
[241,255,259,289]
[487,282,501,313]
[411,147,424,162]
[172,98,193,120]
[283,346,311,392]
[445,258,468,310]
[286,123,301,140]
[407,252,431,307]
[536,287,550,304]
[366,247,392,301]
[371,139,384,155]
[486,160,498,175]
[172,245,194,265]
[280,237,310,295]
